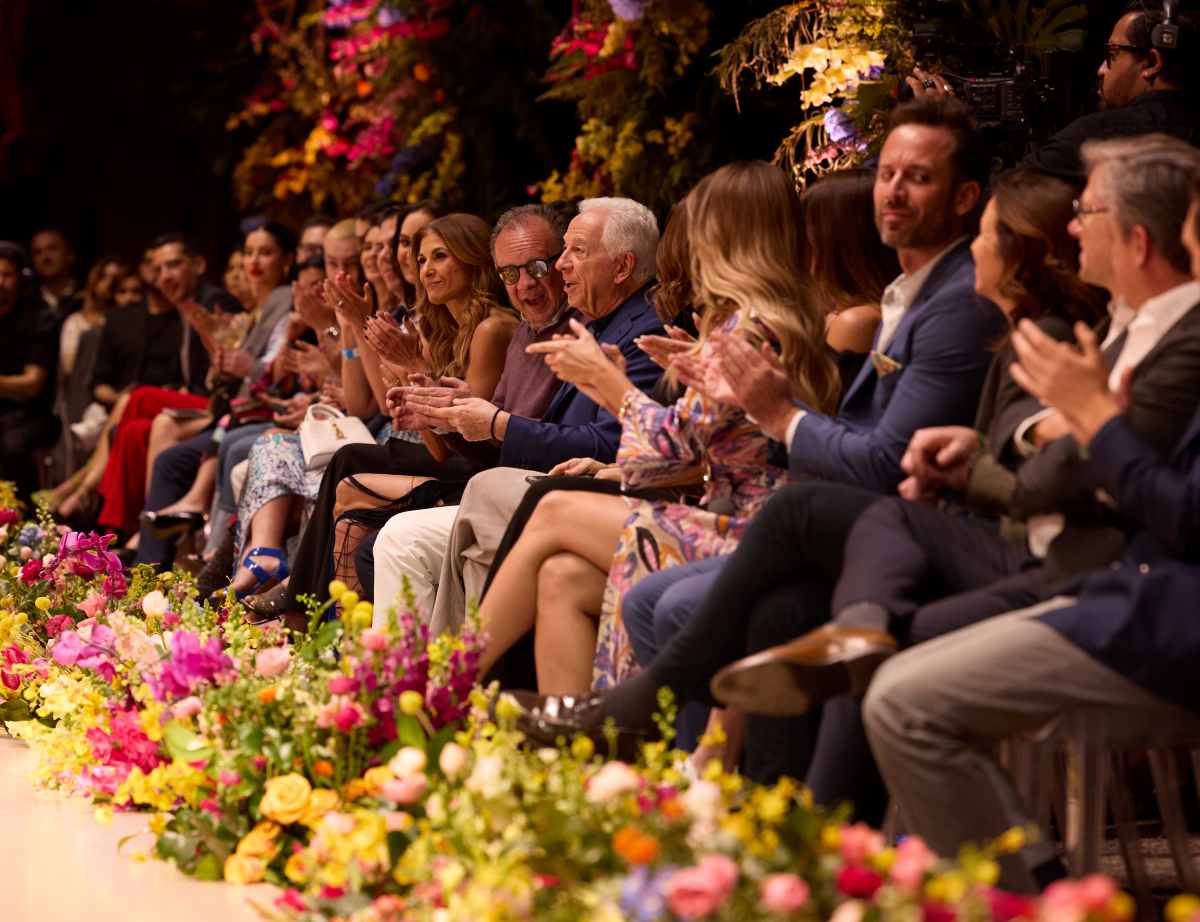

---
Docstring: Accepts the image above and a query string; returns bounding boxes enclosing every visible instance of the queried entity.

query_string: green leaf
[237,723,263,752]
[163,720,215,765]
[0,699,33,722]
[395,714,426,749]
[156,830,199,866]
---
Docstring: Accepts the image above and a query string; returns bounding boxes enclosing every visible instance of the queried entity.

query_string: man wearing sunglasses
[909,2,1199,182]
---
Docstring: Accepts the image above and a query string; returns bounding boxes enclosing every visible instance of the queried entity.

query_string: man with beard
[909,2,1200,182]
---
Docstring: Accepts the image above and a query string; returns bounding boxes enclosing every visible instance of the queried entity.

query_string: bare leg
[476,490,629,678]
[156,456,218,515]
[534,553,607,695]
[230,495,294,594]
[54,392,131,514]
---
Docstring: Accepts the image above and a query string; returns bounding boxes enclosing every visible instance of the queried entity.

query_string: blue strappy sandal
[233,546,290,601]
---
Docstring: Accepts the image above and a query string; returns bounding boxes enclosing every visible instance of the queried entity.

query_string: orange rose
[613,826,660,865]
[312,759,334,779]
[258,687,278,705]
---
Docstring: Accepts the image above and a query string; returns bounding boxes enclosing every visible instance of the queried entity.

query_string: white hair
[579,197,659,284]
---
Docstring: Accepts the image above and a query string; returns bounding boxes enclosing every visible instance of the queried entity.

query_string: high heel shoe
[223,547,289,602]
[140,510,206,540]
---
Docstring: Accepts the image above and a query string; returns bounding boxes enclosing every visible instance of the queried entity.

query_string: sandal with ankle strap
[224,546,289,602]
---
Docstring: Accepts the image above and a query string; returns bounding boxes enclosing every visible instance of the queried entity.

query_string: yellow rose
[224,853,266,885]
[299,788,340,827]
[235,822,282,862]
[259,773,313,825]
[284,851,309,884]
[362,765,395,797]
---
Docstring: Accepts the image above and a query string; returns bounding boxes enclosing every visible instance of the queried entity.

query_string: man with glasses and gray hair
[365,199,664,622]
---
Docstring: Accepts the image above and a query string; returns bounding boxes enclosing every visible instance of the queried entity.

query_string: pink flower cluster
[344,115,397,164]
[145,630,234,701]
[328,18,449,63]
[664,854,738,919]
[32,531,128,596]
[84,702,167,794]
[1,644,47,690]
[52,623,118,683]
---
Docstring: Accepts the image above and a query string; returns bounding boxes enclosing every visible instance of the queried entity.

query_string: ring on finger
[921,78,936,90]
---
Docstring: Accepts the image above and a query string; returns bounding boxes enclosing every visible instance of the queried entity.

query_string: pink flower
[665,855,738,919]
[891,836,937,891]
[199,798,222,817]
[329,674,357,695]
[255,646,290,677]
[218,770,241,787]
[837,866,884,900]
[43,615,74,638]
[382,774,428,804]
[275,889,308,912]
[76,593,106,618]
[162,611,180,628]
[839,822,885,865]
[173,696,203,718]
[360,627,389,651]
[334,703,363,732]
[19,558,43,584]
[585,761,642,803]
[0,508,19,526]
[986,889,1036,922]
[923,903,957,922]
[252,755,267,772]
[760,873,810,913]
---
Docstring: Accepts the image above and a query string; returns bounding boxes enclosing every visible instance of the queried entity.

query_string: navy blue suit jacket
[788,240,1004,493]
[1040,405,1200,711]
[499,285,663,472]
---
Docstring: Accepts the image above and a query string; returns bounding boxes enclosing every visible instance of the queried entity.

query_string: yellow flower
[94,805,113,826]
[260,773,313,825]
[223,853,266,885]
[34,596,51,611]
[570,736,595,761]
[300,788,340,827]
[363,765,395,796]
[1167,895,1200,922]
[399,690,424,716]
[342,778,367,802]
[328,580,349,601]
[284,851,309,884]
[994,826,1027,853]
[235,823,281,862]
[148,813,169,835]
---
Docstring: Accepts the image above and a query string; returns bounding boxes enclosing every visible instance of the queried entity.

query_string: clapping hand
[669,345,737,406]
[293,280,336,332]
[526,318,630,412]
[319,382,346,410]
[1010,320,1128,446]
[273,393,316,430]
[708,331,794,440]
[387,375,469,432]
[290,340,335,381]
[363,313,424,369]
[324,272,374,329]
[897,426,981,502]
[215,347,254,379]
[636,323,697,370]
[418,397,501,441]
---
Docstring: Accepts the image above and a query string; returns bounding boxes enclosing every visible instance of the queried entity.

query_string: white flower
[465,753,506,799]
[387,746,427,779]
[680,779,723,822]
[438,742,468,779]
[141,590,169,618]
[830,900,866,922]
[585,761,641,804]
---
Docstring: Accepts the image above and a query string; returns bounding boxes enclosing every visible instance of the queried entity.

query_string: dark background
[0,0,1127,280]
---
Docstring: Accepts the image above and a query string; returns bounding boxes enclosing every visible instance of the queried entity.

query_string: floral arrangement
[531,0,713,214]
[228,0,465,217]
[0,485,1147,922]
[716,1,906,185]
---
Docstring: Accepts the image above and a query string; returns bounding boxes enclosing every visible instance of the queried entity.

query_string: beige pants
[428,467,537,635]
[863,598,1200,892]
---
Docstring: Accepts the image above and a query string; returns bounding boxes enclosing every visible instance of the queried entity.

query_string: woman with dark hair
[60,257,124,377]
[801,169,895,359]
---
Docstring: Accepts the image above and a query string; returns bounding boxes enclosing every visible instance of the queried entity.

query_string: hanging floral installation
[532,0,714,214]
[716,1,908,186]
[227,0,465,218]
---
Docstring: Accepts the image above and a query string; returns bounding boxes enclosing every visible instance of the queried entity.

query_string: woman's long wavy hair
[686,161,841,414]
[989,168,1106,342]
[412,213,512,378]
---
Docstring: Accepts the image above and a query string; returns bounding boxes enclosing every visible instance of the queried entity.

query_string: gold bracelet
[618,388,639,420]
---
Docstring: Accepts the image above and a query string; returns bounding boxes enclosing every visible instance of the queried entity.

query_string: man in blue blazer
[863,203,1200,892]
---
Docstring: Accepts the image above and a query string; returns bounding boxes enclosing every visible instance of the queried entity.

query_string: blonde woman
[475,161,839,695]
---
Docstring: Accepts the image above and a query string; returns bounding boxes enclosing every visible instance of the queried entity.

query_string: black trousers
[285,439,480,607]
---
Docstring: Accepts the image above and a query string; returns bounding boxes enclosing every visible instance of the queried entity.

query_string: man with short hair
[297,216,332,263]
[0,242,58,497]
[30,226,77,316]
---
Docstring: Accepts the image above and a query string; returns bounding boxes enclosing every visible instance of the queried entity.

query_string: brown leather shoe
[710,625,897,715]
[503,690,648,762]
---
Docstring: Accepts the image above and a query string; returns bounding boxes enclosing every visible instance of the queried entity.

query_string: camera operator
[907,2,1200,182]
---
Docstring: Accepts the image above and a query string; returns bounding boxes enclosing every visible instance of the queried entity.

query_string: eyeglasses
[496,251,562,286]
[1072,198,1110,219]
[1103,42,1146,65]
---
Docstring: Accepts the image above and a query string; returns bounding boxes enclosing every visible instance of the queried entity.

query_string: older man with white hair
[370,197,664,625]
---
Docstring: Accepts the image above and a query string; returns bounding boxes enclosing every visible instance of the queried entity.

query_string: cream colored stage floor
[0,737,274,922]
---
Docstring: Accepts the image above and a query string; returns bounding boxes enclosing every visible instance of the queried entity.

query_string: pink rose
[839,822,885,865]
[76,593,107,618]
[334,703,363,732]
[382,774,427,804]
[986,889,1036,922]
[891,836,936,891]
[760,873,810,913]
[162,611,180,628]
[329,674,356,695]
[219,770,242,787]
[360,627,389,651]
[255,646,290,677]
[665,855,738,920]
[173,696,203,718]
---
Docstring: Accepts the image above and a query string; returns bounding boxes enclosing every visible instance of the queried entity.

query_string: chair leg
[1064,720,1107,875]
[1148,749,1200,893]
[1107,752,1152,909]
